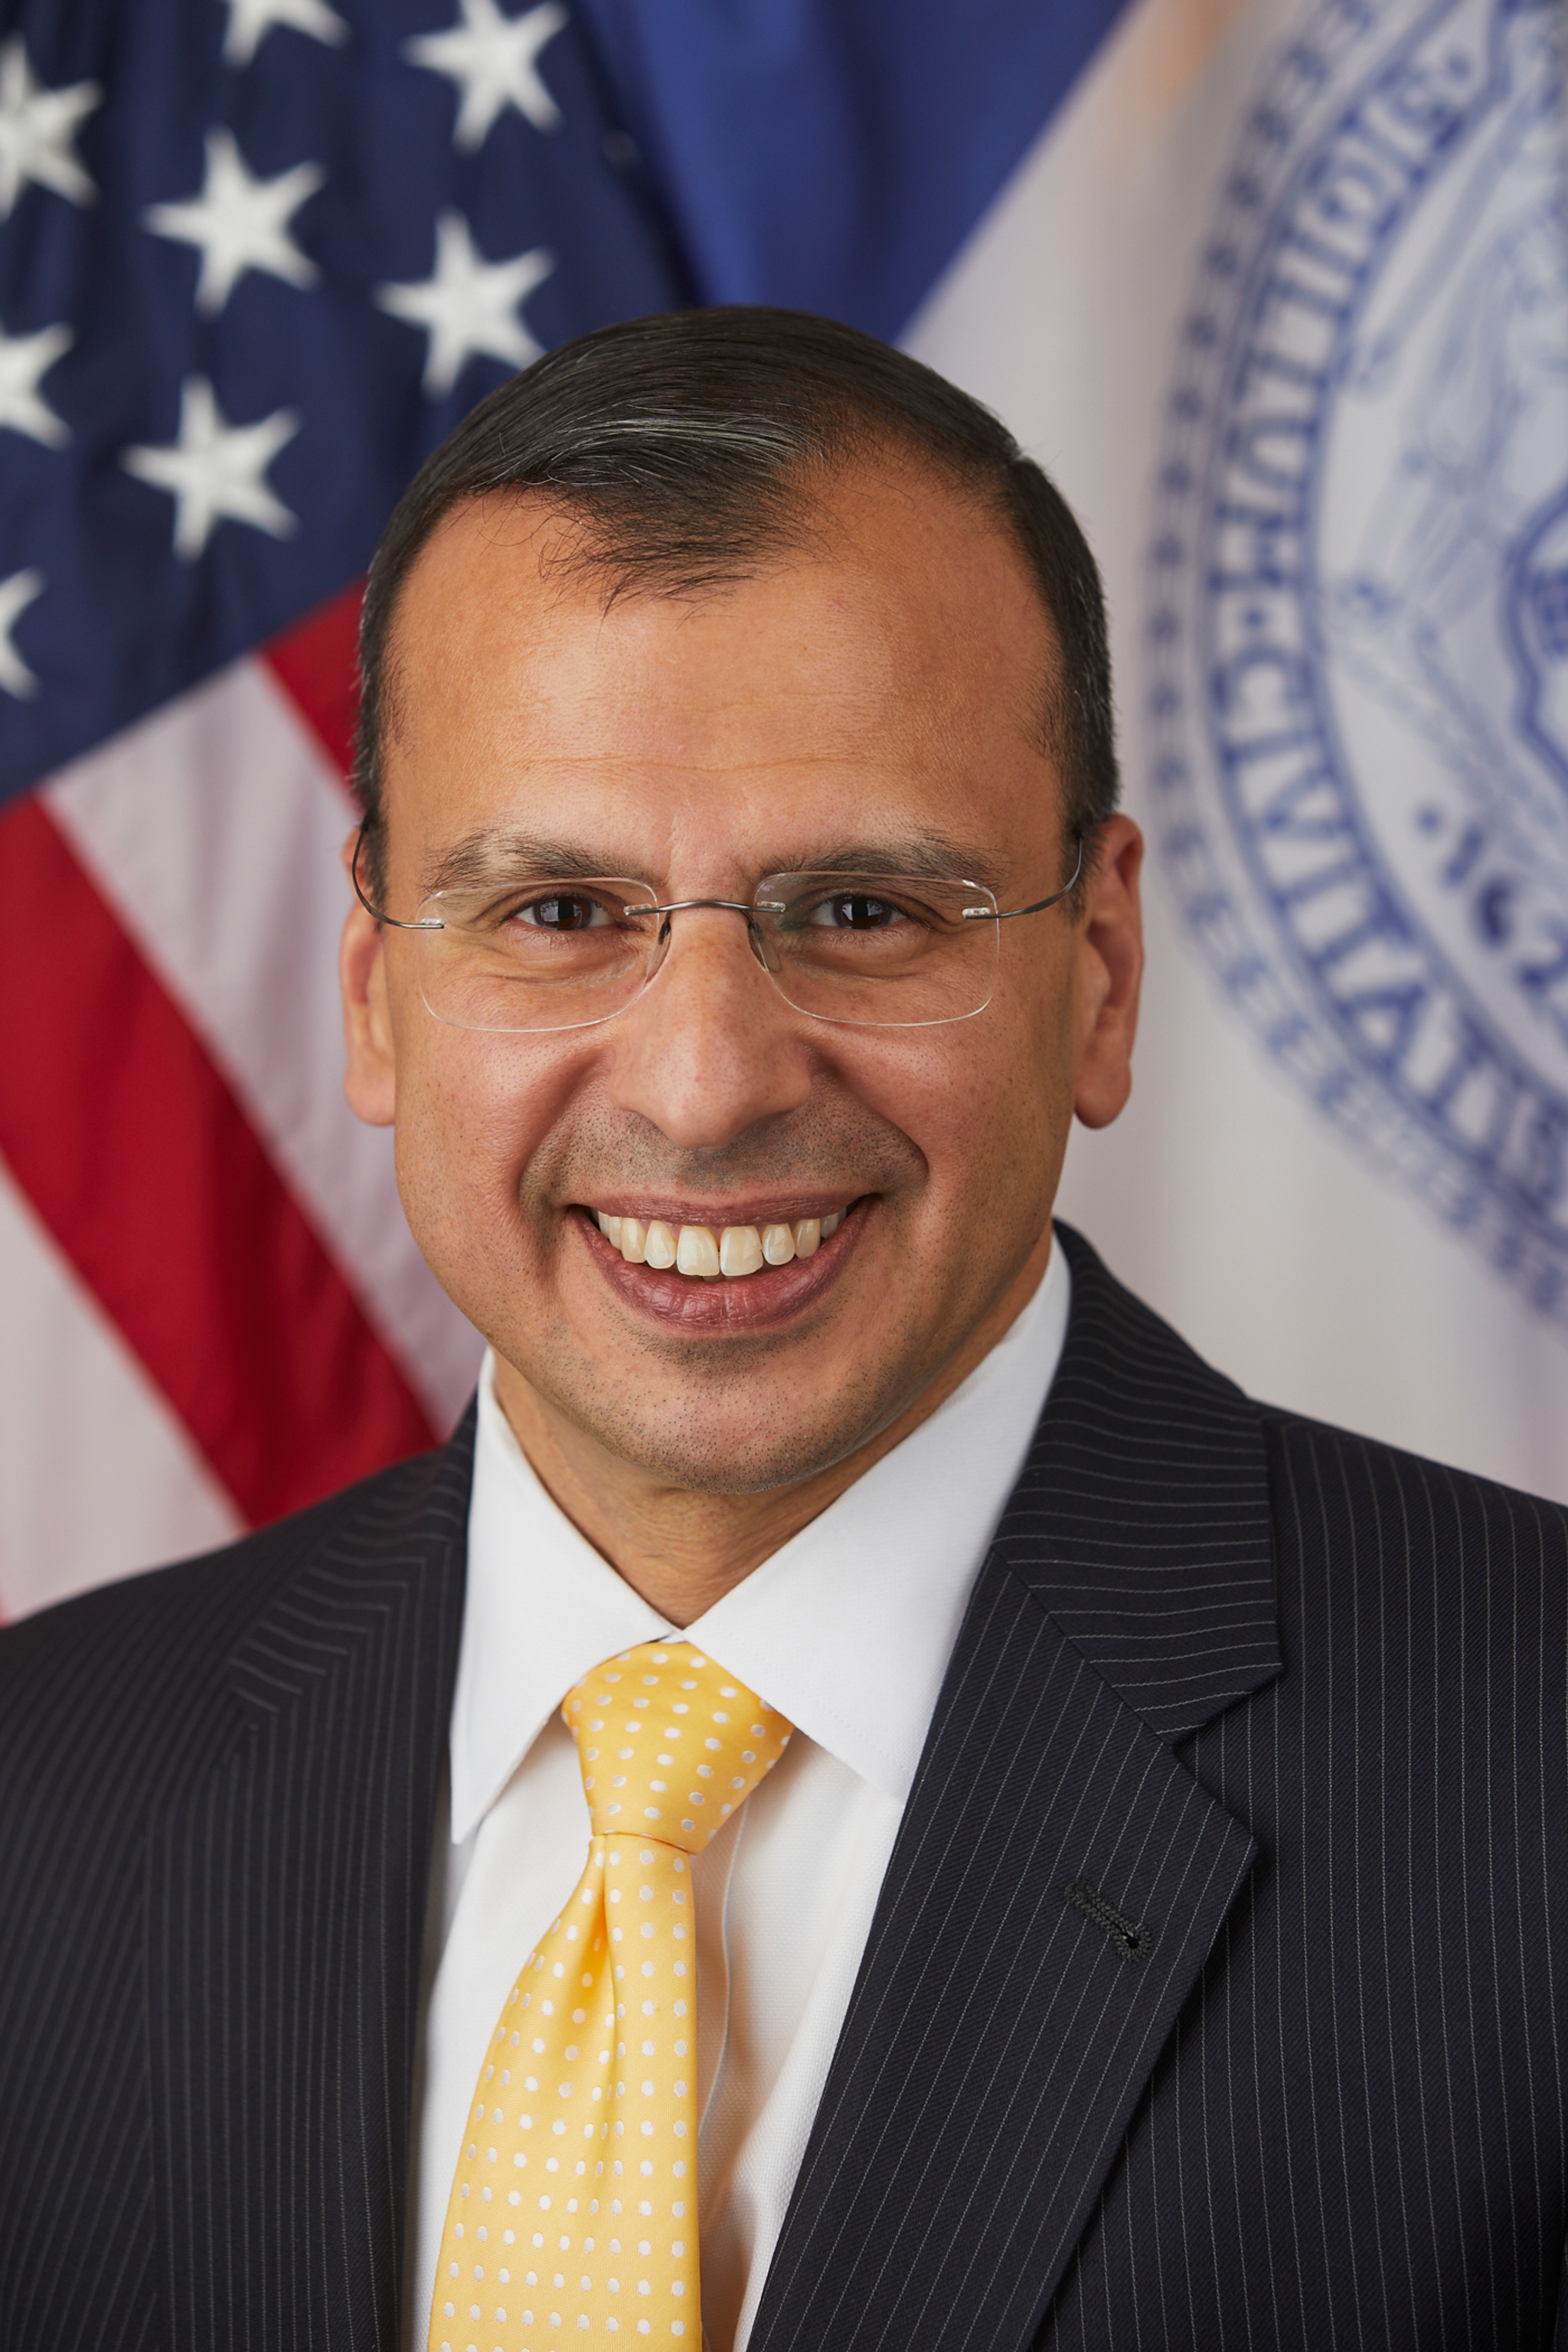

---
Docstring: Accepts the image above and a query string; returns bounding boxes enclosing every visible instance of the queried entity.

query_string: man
[1,308,1564,2352]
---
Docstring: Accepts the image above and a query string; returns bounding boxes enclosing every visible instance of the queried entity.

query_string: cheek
[841,1024,1039,1209]
[387,1015,584,1266]
[916,998,1073,1226]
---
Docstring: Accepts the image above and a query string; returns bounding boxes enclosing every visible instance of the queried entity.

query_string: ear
[1070,815,1145,1132]
[340,831,397,1127]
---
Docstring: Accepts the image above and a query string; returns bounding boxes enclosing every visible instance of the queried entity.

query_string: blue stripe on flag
[583,0,1133,340]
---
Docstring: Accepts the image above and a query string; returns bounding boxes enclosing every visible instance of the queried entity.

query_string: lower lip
[575,1204,866,1331]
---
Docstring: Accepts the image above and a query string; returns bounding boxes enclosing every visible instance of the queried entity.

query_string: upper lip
[579,1197,860,1227]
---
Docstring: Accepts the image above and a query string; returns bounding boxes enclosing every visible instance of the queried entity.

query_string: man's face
[343,457,1142,1494]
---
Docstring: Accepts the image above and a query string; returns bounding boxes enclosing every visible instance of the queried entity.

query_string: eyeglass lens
[408,873,1004,1033]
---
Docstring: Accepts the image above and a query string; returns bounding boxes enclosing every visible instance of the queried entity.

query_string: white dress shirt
[405,1238,1071,2352]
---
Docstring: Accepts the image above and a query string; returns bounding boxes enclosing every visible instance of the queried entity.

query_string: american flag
[0,0,1106,1615]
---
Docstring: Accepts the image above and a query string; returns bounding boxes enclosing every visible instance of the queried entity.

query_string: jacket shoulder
[0,1437,465,1788]
[1259,1400,1568,1529]
[1256,1402,1568,1601]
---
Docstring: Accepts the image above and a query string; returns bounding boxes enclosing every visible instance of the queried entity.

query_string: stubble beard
[507,1276,949,1497]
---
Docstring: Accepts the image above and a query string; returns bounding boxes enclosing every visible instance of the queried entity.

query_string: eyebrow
[419,825,1008,897]
[420,833,634,895]
[797,834,1004,888]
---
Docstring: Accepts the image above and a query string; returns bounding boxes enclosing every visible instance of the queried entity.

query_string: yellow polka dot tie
[430,1641,792,2352]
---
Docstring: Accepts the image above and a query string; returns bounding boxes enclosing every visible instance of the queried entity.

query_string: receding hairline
[374,435,1066,759]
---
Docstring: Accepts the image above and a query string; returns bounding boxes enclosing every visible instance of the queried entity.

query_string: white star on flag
[404,0,569,149]
[222,0,348,68]
[376,213,554,397]
[0,37,101,221]
[0,568,44,698]
[122,377,300,560]
[144,129,324,316]
[0,319,72,446]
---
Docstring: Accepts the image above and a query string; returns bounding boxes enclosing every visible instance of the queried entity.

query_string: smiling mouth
[585,1205,849,1279]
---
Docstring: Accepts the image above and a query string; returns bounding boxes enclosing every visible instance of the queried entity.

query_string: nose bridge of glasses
[640,896,760,923]
[639,896,779,970]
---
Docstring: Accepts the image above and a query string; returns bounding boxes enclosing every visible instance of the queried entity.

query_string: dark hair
[355,306,1117,895]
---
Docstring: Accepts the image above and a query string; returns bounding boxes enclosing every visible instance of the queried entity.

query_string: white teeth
[676,1225,721,1279]
[720,1225,764,1278]
[602,1209,848,1276]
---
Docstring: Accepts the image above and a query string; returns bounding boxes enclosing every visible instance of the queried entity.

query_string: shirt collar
[449,1236,1071,1843]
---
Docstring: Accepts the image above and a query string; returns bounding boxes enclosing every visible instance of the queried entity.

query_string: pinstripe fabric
[0,1417,472,2352]
[2,1226,1565,2350]
[988,1227,1281,1742]
[1032,1404,1568,2350]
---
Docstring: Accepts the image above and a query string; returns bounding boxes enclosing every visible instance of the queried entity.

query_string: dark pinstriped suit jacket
[2,1223,1566,2350]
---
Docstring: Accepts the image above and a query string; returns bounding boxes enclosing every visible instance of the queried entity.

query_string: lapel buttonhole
[1064,1876,1153,1963]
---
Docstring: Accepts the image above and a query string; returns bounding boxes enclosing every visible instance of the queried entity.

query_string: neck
[492,1224,1054,1625]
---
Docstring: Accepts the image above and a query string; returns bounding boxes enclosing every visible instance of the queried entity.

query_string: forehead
[379,459,1058,874]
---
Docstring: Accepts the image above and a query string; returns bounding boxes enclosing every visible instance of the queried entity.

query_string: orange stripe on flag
[0,790,438,1527]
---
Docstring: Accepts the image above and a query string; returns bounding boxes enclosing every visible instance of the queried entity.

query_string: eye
[508,890,612,933]
[804,892,909,932]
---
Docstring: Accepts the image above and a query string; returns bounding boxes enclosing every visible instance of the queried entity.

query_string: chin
[554,1365,906,1498]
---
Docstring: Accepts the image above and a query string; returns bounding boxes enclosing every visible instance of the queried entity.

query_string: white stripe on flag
[0,1155,241,1618]
[44,660,482,1429]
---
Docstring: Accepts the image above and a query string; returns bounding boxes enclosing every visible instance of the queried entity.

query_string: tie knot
[564,1641,792,1854]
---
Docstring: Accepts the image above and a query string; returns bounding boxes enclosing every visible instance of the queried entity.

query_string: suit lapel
[147,1414,474,2352]
[751,1227,1282,2352]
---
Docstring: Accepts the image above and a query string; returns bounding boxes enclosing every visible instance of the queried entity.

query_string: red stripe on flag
[263,580,366,779]
[0,791,438,1527]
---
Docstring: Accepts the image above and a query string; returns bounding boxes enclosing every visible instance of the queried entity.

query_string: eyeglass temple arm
[350,825,444,930]
[968,837,1086,923]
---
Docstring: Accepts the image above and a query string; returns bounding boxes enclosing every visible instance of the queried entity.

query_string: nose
[607,903,814,1150]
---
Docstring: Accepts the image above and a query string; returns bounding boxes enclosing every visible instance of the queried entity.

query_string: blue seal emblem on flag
[1149,0,1568,1323]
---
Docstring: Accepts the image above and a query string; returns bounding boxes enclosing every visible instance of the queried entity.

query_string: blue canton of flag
[0,0,684,801]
